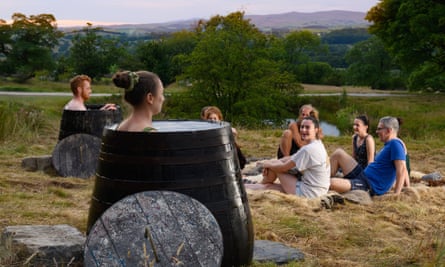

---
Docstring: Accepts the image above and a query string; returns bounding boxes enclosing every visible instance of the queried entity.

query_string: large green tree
[136,30,197,84]
[67,24,126,79]
[345,37,395,89]
[0,13,62,81]
[180,12,300,124]
[366,0,445,90]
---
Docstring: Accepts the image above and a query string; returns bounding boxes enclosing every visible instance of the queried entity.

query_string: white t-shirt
[290,139,330,198]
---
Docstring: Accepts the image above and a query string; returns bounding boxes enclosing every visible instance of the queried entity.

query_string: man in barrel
[64,74,116,111]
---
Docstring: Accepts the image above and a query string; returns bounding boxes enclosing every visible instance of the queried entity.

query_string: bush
[0,102,47,141]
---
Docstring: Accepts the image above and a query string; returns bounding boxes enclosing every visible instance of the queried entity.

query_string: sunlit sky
[1,0,380,27]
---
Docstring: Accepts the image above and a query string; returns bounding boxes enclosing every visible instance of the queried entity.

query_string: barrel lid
[85,190,223,267]
[52,133,101,178]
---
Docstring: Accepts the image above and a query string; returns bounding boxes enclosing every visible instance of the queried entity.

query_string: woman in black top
[352,115,375,169]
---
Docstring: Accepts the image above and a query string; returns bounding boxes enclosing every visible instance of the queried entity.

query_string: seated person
[351,115,375,170]
[277,104,323,158]
[330,116,409,196]
[245,116,330,198]
[203,106,246,169]
[112,70,165,132]
[64,74,116,111]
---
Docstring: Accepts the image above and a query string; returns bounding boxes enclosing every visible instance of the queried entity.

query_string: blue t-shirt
[364,139,405,195]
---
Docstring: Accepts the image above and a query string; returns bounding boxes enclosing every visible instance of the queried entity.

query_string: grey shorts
[295,181,303,196]
[344,165,373,194]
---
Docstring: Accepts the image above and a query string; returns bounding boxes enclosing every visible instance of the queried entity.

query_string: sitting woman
[351,115,375,170]
[202,106,246,169]
[112,70,165,132]
[277,104,323,159]
[245,116,330,198]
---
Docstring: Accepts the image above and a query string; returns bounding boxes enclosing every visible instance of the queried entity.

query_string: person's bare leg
[330,178,353,193]
[244,181,284,193]
[244,183,269,190]
[330,148,358,177]
[258,159,283,184]
[276,173,298,194]
[279,129,292,157]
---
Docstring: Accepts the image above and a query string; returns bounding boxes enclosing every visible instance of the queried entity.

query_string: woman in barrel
[245,116,330,198]
[202,106,247,169]
[112,70,165,132]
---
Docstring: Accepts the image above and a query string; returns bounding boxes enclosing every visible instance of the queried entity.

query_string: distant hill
[61,10,369,34]
[246,10,370,30]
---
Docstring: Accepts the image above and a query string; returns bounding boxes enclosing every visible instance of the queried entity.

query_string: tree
[366,0,445,90]
[345,37,396,89]
[135,30,197,84]
[282,30,328,77]
[0,13,62,81]
[180,12,300,124]
[67,24,126,79]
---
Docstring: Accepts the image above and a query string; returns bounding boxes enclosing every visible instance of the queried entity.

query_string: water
[280,119,340,137]
[320,121,340,137]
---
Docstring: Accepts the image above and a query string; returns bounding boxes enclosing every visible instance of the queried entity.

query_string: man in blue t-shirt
[330,116,408,196]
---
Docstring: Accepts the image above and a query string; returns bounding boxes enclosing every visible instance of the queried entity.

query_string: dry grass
[1,84,445,266]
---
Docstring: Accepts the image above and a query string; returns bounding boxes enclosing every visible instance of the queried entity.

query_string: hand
[100,103,117,111]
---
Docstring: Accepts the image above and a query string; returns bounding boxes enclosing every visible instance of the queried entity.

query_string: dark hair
[356,115,369,126]
[112,70,161,106]
[355,114,370,133]
[301,116,320,129]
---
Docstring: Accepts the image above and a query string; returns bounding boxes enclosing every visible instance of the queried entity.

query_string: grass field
[0,82,444,266]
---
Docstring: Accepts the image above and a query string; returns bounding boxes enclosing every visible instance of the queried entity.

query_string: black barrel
[58,104,123,141]
[87,120,254,267]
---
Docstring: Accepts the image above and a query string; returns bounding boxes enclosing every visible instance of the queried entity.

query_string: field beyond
[0,83,444,266]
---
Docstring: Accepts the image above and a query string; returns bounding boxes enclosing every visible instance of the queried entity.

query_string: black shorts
[344,165,373,195]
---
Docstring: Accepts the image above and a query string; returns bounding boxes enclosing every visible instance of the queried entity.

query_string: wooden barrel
[58,104,123,141]
[85,190,223,267]
[87,120,254,267]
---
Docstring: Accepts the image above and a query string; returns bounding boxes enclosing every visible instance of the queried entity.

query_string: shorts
[344,165,373,194]
[295,181,304,196]
[288,168,303,180]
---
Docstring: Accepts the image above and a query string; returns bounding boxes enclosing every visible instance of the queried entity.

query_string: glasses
[376,127,387,131]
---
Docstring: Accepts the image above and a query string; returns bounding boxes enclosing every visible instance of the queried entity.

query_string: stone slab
[1,224,85,266]
[253,239,305,264]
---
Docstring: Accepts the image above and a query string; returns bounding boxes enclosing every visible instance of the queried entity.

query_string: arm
[366,135,375,165]
[289,122,306,147]
[100,103,117,110]
[393,160,407,194]
[351,135,357,159]
[262,157,296,174]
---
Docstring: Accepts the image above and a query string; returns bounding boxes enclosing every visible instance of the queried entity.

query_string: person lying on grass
[244,116,330,198]
[330,116,409,196]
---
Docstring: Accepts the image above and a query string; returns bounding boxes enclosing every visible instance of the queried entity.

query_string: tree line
[1,1,444,124]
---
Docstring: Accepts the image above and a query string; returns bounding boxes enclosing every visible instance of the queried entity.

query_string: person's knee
[281,129,292,139]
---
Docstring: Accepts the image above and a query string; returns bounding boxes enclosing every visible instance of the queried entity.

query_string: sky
[1,0,380,27]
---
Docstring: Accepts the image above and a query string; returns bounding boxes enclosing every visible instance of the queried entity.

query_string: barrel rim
[104,119,232,135]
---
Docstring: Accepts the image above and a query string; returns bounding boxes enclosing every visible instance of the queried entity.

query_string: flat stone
[21,155,53,172]
[253,240,304,264]
[1,224,85,266]
[343,190,373,205]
